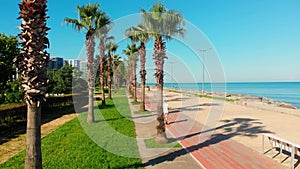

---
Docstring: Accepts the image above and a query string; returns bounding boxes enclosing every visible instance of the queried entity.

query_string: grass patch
[131,101,141,105]
[134,110,151,114]
[144,138,181,148]
[0,88,143,169]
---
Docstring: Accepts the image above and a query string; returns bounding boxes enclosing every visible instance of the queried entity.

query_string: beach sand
[147,87,300,167]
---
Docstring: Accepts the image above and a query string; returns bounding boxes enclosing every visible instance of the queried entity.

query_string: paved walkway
[131,88,287,169]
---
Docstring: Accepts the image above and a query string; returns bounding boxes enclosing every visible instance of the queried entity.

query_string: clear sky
[1,0,299,82]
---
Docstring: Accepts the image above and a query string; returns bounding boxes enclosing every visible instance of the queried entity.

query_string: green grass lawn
[0,88,143,169]
[134,110,151,114]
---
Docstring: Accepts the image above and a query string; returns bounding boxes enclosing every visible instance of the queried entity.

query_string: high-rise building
[47,57,63,71]
[67,59,81,70]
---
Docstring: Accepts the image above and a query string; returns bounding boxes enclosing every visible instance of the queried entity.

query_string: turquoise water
[147,82,300,108]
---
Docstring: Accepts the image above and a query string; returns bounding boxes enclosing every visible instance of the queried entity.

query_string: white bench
[262,133,300,169]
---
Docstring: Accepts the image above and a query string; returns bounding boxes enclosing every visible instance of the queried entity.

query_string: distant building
[67,59,81,70]
[80,60,88,80]
[47,57,63,71]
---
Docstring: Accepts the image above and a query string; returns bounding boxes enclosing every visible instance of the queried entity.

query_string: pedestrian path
[133,88,287,169]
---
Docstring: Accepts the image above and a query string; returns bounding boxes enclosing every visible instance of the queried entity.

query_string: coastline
[162,87,300,117]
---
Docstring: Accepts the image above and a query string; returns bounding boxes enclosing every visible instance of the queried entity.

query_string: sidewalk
[127,90,202,169]
[130,88,287,169]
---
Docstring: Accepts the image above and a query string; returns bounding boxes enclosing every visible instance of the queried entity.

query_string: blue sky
[1,0,299,82]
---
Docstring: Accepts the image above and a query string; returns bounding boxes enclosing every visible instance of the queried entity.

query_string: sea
[147,82,300,108]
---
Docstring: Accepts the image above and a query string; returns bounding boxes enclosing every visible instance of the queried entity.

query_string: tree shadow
[143,117,273,167]
[0,105,79,145]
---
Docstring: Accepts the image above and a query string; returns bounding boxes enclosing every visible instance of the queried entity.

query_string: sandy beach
[143,87,300,167]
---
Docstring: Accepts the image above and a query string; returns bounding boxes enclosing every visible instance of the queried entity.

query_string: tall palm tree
[123,43,139,102]
[95,12,112,107]
[64,3,100,123]
[142,2,185,143]
[105,41,118,99]
[17,0,50,168]
[125,24,149,111]
[112,53,121,89]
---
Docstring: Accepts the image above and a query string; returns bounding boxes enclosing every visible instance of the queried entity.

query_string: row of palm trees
[123,2,185,143]
[64,3,122,123]
[17,0,184,167]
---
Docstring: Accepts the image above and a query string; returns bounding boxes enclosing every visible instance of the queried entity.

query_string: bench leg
[291,145,294,169]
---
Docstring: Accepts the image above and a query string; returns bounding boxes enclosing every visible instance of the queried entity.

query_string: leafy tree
[47,65,86,94]
[142,2,185,143]
[5,78,24,103]
[17,0,50,167]
[64,3,100,123]
[0,33,19,103]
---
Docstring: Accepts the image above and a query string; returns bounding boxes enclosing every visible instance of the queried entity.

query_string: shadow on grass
[0,104,81,145]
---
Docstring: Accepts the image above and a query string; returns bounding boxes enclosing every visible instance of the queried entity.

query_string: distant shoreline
[146,82,300,109]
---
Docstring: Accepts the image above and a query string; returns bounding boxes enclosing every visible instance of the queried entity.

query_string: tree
[142,2,185,143]
[0,33,19,104]
[125,24,149,111]
[105,41,118,99]
[95,11,112,107]
[64,3,100,123]
[123,43,139,102]
[17,0,50,168]
[47,65,84,94]
[112,53,122,89]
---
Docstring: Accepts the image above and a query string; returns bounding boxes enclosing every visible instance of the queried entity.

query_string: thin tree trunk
[107,53,112,99]
[154,37,167,143]
[133,60,137,102]
[25,102,42,169]
[139,43,146,111]
[99,40,106,107]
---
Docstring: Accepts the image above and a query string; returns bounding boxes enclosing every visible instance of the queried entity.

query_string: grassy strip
[144,138,181,148]
[131,101,141,105]
[134,110,151,114]
[168,89,238,102]
[0,88,143,169]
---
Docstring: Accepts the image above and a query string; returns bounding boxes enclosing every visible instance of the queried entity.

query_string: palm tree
[105,41,118,99]
[95,12,112,107]
[142,2,185,143]
[123,43,139,102]
[64,3,100,123]
[112,54,122,89]
[17,0,50,168]
[125,24,149,111]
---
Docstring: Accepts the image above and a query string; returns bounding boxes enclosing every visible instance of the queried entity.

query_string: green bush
[0,94,83,128]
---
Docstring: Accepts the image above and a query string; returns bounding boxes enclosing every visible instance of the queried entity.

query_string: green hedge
[0,94,78,127]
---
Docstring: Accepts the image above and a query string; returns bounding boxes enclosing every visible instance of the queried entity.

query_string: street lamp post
[169,61,175,88]
[199,48,211,95]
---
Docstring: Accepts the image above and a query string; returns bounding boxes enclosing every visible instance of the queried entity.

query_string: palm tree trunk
[133,60,137,102]
[99,39,106,107]
[18,0,50,167]
[113,65,117,90]
[154,36,167,143]
[25,102,42,169]
[86,33,95,123]
[107,53,112,99]
[139,43,146,111]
